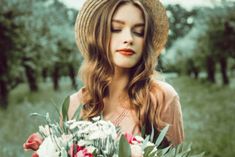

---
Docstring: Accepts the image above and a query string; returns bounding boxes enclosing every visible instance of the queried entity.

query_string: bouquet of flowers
[23,96,204,157]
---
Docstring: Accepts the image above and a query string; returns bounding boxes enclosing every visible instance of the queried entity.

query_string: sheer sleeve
[68,88,84,120]
[153,80,184,145]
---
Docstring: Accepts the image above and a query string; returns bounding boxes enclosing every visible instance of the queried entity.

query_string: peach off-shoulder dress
[68,80,184,145]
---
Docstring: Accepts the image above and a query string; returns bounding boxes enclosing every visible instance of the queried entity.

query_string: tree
[0,0,81,108]
[166,4,197,48]
[163,2,235,85]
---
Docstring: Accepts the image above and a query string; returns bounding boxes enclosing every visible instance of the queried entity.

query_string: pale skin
[100,3,145,135]
[69,3,145,135]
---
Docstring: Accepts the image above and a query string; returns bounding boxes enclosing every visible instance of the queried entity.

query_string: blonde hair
[79,0,166,133]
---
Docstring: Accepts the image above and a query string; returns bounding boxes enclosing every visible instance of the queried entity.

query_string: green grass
[0,80,77,157]
[0,76,234,157]
[166,76,235,157]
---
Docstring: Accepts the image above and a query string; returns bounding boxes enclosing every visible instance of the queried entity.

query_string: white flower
[60,134,73,146]
[130,144,143,157]
[134,136,144,142]
[77,139,92,146]
[86,145,97,153]
[39,125,50,137]
[92,116,101,121]
[37,136,60,157]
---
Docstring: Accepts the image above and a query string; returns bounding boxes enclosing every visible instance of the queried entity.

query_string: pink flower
[124,133,141,144]
[32,152,39,157]
[68,144,93,157]
[23,133,43,151]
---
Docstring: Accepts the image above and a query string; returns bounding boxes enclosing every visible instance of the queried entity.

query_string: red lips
[117,48,135,56]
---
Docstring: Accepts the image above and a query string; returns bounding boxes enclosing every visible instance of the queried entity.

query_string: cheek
[110,35,121,52]
[138,39,144,52]
[110,36,116,52]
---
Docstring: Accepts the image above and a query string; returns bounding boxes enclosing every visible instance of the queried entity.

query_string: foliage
[1,76,235,156]
[166,4,197,48]
[0,0,81,108]
[163,2,235,83]
[22,90,204,157]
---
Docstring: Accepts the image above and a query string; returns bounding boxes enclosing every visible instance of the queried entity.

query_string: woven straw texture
[75,0,169,57]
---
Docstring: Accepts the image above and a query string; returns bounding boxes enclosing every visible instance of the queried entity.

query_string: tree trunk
[193,67,199,79]
[0,58,8,108]
[219,56,229,85]
[0,23,10,108]
[52,65,60,91]
[24,66,38,92]
[0,80,8,109]
[68,64,77,90]
[206,56,216,83]
[42,68,48,82]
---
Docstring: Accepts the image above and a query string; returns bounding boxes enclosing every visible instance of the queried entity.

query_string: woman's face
[110,3,145,69]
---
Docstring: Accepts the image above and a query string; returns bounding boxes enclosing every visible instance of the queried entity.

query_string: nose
[123,29,133,45]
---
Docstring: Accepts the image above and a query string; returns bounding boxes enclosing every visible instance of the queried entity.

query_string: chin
[116,64,137,69]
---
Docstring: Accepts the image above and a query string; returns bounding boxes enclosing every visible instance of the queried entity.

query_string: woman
[69,0,184,147]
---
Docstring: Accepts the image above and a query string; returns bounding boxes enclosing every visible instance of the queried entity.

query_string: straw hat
[75,0,169,57]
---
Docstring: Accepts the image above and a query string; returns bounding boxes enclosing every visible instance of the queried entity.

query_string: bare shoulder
[68,88,84,119]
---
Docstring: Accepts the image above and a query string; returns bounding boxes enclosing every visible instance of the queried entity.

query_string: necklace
[111,108,129,127]
[105,94,130,127]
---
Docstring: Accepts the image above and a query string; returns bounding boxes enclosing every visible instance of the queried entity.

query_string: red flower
[32,152,39,157]
[68,144,93,157]
[23,133,43,151]
[124,133,141,144]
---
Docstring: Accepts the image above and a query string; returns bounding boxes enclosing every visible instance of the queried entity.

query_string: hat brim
[75,0,169,57]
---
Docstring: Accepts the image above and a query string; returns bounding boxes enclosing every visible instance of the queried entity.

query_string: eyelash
[111,28,144,37]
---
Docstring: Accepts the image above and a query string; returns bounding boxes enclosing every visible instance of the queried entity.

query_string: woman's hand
[23,133,43,151]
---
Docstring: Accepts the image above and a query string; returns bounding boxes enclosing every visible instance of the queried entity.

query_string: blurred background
[0,0,235,156]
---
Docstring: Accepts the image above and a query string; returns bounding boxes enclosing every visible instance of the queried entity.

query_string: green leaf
[142,135,150,150]
[190,152,205,157]
[161,145,172,155]
[141,124,146,137]
[174,144,191,157]
[71,104,83,120]
[150,124,155,142]
[50,99,61,121]
[61,96,70,122]
[118,135,131,157]
[155,124,169,147]
[143,145,155,157]
[148,150,157,157]
[61,148,68,157]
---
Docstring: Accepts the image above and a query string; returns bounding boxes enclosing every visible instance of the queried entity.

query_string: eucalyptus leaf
[148,150,157,157]
[72,104,83,120]
[61,96,70,122]
[155,124,169,147]
[118,135,131,157]
[143,145,155,157]
[150,124,155,142]
[175,144,191,157]
[161,145,172,155]
[50,99,61,121]
[142,135,150,149]
[190,152,205,157]
[61,148,68,157]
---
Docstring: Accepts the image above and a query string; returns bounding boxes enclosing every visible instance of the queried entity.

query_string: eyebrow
[112,19,145,27]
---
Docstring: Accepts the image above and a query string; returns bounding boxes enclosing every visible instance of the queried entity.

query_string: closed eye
[133,27,144,37]
[133,31,144,37]
[111,28,122,33]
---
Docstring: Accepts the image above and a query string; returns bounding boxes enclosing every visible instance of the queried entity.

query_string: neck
[108,67,130,99]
